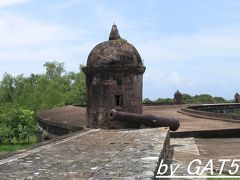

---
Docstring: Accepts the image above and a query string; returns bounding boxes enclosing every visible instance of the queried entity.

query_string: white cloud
[49,0,86,13]
[0,13,87,49]
[137,26,240,64]
[138,25,240,99]
[0,0,29,8]
[0,12,90,64]
[144,68,185,88]
[169,72,184,86]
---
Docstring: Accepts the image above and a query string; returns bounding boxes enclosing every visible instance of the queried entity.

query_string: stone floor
[39,105,240,132]
[0,128,169,180]
[167,138,206,180]
[167,137,240,179]
[143,105,240,132]
[196,138,240,176]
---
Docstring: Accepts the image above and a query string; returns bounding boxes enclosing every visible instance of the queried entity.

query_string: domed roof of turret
[174,90,182,96]
[235,92,239,98]
[87,24,143,66]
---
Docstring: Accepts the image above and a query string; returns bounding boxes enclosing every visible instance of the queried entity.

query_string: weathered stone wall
[37,114,83,136]
[36,105,86,136]
[84,66,145,129]
[0,128,170,179]
[180,103,240,122]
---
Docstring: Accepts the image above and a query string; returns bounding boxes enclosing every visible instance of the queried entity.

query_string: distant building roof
[174,90,182,96]
[234,92,239,98]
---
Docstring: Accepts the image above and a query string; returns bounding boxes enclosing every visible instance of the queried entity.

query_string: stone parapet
[0,128,169,179]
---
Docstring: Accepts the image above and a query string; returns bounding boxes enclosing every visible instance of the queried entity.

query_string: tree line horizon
[0,61,233,110]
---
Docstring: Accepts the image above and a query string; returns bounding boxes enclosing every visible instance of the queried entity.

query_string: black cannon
[108,109,180,131]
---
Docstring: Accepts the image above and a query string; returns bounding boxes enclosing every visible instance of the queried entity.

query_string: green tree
[0,61,87,112]
[0,103,36,143]
[68,65,86,105]
[0,61,88,145]
[181,93,193,103]
[44,61,65,80]
[0,73,14,103]
[213,96,227,103]
[193,94,213,104]
[143,98,152,104]
[155,98,173,103]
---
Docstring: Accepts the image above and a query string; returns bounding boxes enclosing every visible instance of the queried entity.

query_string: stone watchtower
[83,24,146,129]
[234,92,240,103]
[174,90,182,104]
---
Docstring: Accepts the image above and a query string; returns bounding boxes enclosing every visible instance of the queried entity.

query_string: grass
[206,172,240,180]
[207,176,240,180]
[116,38,127,44]
[208,178,240,180]
[0,136,36,155]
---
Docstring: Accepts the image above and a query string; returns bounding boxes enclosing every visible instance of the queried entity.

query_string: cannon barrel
[108,109,180,131]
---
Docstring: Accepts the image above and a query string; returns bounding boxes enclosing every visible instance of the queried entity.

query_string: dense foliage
[0,61,86,144]
[0,103,36,143]
[0,61,86,112]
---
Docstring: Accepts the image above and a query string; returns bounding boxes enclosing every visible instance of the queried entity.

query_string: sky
[0,0,240,100]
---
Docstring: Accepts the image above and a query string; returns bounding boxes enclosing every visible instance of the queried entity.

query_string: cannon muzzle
[108,109,180,131]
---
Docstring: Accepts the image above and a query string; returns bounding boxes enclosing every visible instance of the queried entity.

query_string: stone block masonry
[0,128,169,179]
